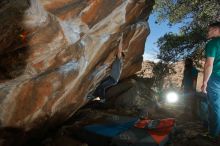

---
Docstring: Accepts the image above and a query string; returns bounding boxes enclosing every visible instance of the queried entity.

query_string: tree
[154,0,220,62]
[152,61,176,92]
[148,1,220,92]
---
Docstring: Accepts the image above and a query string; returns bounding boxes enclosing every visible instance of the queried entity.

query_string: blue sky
[143,14,182,61]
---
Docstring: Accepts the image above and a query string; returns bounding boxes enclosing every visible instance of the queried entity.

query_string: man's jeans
[207,75,220,137]
[94,76,117,98]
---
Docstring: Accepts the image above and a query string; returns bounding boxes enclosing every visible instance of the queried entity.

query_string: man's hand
[201,82,207,94]
[117,47,123,58]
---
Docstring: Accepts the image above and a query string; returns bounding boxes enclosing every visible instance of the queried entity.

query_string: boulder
[0,0,154,130]
[106,76,157,112]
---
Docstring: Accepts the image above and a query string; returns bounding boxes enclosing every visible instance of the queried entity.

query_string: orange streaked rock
[0,0,154,130]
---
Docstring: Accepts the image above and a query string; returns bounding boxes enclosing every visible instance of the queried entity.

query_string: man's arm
[117,47,123,59]
[201,57,214,93]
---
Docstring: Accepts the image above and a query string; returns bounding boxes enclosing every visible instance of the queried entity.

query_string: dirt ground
[146,101,220,146]
[82,100,220,146]
[41,100,219,146]
[2,96,218,146]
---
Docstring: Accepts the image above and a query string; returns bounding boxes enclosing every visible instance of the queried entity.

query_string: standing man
[182,58,198,116]
[201,22,220,138]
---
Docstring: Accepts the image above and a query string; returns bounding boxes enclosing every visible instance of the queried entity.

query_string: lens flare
[166,92,178,103]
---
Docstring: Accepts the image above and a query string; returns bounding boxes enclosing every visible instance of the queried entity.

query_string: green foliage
[149,0,220,91]
[154,0,220,62]
[154,0,220,26]
[152,61,176,91]
[157,26,207,62]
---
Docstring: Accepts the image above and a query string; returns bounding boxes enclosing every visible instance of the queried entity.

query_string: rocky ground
[20,97,217,146]
[0,75,216,146]
[55,100,219,146]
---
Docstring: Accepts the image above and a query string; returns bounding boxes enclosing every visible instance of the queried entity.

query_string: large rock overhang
[0,0,154,130]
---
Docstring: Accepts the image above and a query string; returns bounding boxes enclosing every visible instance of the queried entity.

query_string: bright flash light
[166,92,178,103]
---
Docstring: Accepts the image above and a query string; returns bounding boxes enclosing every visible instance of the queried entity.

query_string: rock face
[137,61,155,78]
[139,61,203,90]
[0,0,154,130]
[106,76,157,112]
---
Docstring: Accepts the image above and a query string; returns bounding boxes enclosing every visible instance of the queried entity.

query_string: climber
[88,47,124,102]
